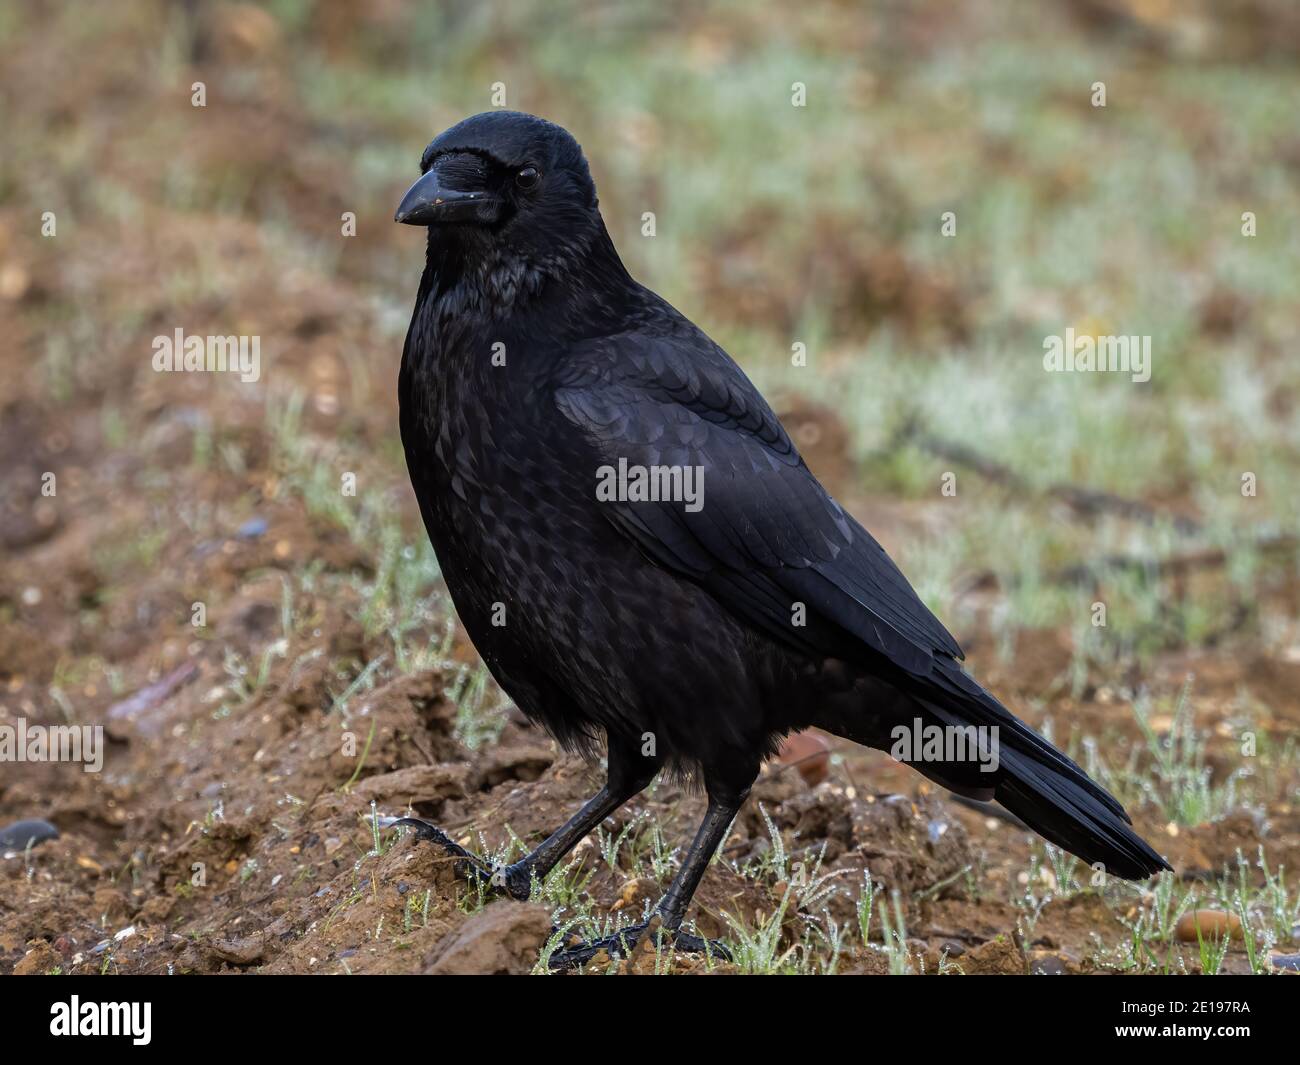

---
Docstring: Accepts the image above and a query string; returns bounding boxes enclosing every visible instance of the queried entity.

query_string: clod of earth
[423,902,553,975]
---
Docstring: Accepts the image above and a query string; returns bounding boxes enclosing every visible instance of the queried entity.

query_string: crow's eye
[515,166,540,190]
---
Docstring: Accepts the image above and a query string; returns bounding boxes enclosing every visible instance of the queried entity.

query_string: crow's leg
[548,788,747,968]
[398,732,660,900]
[489,746,660,898]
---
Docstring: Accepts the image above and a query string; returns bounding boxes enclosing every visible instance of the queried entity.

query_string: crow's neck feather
[418,217,635,334]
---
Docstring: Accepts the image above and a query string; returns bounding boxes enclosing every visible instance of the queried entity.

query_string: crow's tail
[913,661,1171,881]
[814,657,1171,881]
[992,745,1170,880]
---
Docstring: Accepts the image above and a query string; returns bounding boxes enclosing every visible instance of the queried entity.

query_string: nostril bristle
[436,152,490,190]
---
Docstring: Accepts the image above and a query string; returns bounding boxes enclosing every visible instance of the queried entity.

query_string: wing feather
[554,322,963,675]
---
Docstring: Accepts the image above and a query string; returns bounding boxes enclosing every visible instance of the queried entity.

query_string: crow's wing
[553,322,963,676]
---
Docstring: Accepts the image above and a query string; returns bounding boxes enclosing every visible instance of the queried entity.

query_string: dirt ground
[2,2,1298,976]
[3,573,1297,975]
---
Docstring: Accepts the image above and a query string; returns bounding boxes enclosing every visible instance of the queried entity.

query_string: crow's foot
[392,816,533,900]
[548,916,731,969]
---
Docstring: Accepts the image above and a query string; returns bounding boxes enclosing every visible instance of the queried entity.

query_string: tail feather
[915,661,1171,881]
[813,656,1172,881]
[995,747,1171,880]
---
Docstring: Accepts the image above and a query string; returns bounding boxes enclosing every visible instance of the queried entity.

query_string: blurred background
[0,0,1297,975]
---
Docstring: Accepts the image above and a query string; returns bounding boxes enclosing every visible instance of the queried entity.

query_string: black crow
[394,111,1169,965]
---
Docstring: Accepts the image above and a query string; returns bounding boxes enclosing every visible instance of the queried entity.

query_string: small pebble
[1174,909,1243,943]
[776,730,831,786]
[236,517,268,540]
[0,819,59,850]
[1029,951,1069,976]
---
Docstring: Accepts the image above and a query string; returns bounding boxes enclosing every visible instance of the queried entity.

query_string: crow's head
[395,112,601,266]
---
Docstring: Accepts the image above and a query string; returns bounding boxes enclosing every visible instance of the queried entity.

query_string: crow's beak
[394,167,495,225]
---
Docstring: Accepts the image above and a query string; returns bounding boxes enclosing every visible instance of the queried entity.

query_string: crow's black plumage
[395,111,1169,964]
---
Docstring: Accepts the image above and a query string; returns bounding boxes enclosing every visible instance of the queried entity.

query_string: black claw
[671,931,732,962]
[393,817,535,899]
[392,817,491,874]
[547,920,731,970]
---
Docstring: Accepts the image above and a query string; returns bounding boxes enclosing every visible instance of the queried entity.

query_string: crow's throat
[419,217,634,328]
